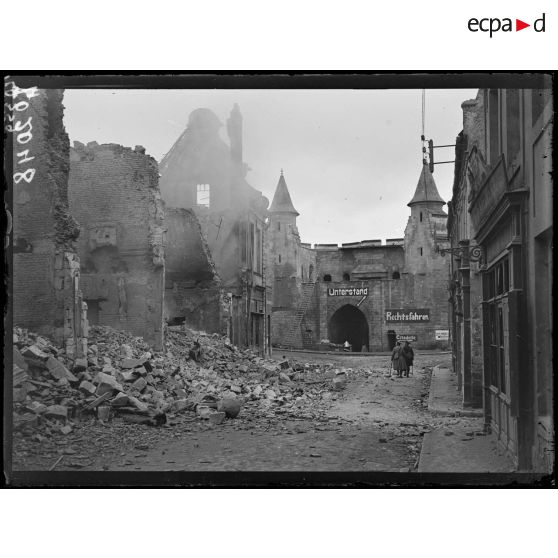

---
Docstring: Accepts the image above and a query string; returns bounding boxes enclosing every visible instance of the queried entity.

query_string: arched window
[392,271,400,280]
[420,212,423,222]
[309,264,314,281]
[323,274,332,282]
[278,254,282,264]
[343,273,350,281]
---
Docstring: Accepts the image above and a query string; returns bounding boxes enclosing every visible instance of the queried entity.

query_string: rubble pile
[11,324,351,440]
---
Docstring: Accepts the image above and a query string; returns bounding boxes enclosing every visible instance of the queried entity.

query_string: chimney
[461,99,477,136]
[227,103,243,165]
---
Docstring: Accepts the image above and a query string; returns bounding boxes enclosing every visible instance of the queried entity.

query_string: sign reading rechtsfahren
[385,309,430,322]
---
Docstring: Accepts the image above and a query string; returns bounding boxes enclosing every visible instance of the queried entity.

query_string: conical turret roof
[407,163,445,207]
[269,171,299,215]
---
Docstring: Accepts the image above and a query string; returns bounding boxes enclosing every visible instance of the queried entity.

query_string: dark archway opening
[328,304,369,352]
[323,274,332,282]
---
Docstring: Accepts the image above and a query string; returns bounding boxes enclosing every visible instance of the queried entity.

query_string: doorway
[328,304,369,352]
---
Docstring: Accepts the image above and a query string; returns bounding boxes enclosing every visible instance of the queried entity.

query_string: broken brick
[121,358,147,370]
[45,405,68,421]
[73,358,88,373]
[46,356,78,382]
[132,377,147,392]
[22,345,50,362]
[111,393,129,406]
[79,380,96,395]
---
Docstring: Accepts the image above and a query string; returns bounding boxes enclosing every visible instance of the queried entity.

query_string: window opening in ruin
[278,254,282,263]
[392,271,400,279]
[255,225,262,273]
[419,247,423,256]
[196,184,210,207]
[85,300,99,325]
[343,273,350,281]
[309,264,314,281]
[240,222,247,264]
[323,274,332,282]
[301,266,304,278]
[420,212,423,222]
[168,316,186,326]
[249,223,255,269]
[278,222,281,231]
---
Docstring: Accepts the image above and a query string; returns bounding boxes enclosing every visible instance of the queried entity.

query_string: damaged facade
[68,142,165,350]
[447,85,553,472]
[9,85,87,360]
[159,105,272,355]
[269,167,450,351]
[164,207,226,334]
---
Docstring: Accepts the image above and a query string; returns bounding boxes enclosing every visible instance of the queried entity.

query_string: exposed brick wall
[68,142,165,350]
[9,85,87,357]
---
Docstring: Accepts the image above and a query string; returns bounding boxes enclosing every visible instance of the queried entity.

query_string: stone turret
[404,163,448,275]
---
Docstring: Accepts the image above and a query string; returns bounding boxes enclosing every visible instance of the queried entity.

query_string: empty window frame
[196,184,210,207]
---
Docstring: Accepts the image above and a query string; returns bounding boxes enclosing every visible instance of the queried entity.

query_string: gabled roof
[408,164,445,206]
[269,171,299,215]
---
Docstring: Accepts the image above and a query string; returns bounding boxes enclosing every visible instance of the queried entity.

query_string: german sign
[435,329,449,341]
[327,287,368,297]
[385,309,430,322]
[396,334,417,342]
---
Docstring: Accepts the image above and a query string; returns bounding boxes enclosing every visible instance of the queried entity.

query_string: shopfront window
[484,255,510,394]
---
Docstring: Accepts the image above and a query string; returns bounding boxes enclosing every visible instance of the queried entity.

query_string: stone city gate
[328,303,370,352]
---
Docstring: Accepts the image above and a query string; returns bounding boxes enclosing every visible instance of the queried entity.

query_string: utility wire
[421,89,426,137]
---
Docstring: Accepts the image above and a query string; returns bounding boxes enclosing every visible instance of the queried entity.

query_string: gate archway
[328,304,369,352]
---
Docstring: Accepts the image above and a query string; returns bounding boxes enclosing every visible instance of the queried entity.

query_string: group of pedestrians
[391,340,414,378]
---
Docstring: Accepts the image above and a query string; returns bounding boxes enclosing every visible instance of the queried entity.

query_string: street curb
[427,366,483,417]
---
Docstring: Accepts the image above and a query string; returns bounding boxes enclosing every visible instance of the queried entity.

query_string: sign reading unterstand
[385,309,430,322]
[328,287,368,297]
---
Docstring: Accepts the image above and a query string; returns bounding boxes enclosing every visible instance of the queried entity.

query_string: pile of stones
[11,324,350,439]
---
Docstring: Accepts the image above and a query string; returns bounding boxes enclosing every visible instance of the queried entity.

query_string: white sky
[63,88,478,244]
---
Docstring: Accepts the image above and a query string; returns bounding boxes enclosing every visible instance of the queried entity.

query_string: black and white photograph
[3,74,554,486]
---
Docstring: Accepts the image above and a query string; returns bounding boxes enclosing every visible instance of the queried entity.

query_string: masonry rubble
[12,323,355,440]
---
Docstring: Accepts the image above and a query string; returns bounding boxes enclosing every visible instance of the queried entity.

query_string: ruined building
[164,207,225,334]
[448,86,553,472]
[159,105,272,355]
[269,167,450,352]
[68,142,165,351]
[10,86,88,360]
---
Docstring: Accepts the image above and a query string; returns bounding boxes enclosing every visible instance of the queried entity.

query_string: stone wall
[68,142,165,350]
[9,84,87,359]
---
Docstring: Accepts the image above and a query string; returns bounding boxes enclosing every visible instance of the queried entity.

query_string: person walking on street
[402,341,414,377]
[391,341,408,378]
